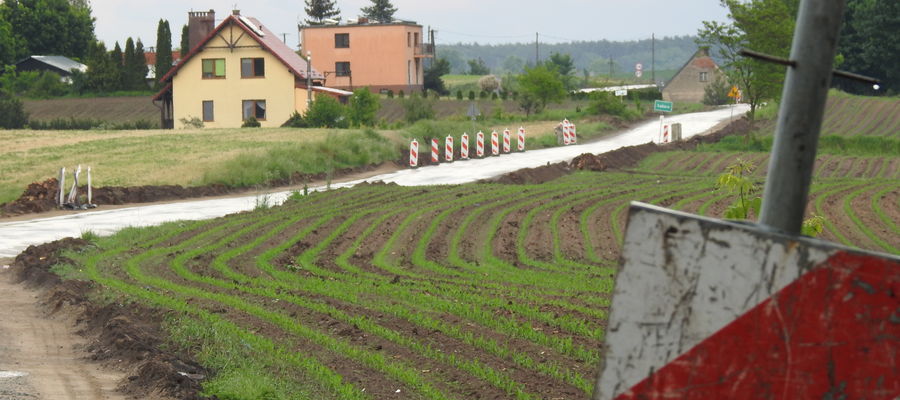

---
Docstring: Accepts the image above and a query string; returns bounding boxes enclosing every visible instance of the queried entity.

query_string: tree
[517,64,566,115]
[347,87,380,127]
[467,58,490,75]
[123,37,147,90]
[478,75,500,93]
[697,0,798,121]
[305,0,340,24]
[423,57,449,95]
[361,0,397,23]
[546,52,576,90]
[836,0,900,94]
[0,0,95,60]
[109,41,124,88]
[0,15,21,65]
[84,41,119,93]
[154,19,173,89]
[501,55,525,74]
[180,24,189,52]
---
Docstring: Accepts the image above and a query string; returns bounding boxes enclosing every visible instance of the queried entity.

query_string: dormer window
[700,72,709,82]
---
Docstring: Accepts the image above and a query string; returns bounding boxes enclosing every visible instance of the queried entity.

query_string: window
[699,72,709,82]
[202,100,214,122]
[241,58,265,78]
[414,32,419,45]
[202,59,225,79]
[242,100,266,120]
[335,62,351,77]
[407,32,411,47]
[334,33,349,48]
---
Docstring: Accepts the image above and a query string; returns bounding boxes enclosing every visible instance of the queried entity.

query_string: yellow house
[154,11,348,129]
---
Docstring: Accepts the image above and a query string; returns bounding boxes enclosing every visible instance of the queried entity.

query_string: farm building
[299,18,434,93]
[661,48,723,103]
[153,10,349,129]
[13,55,87,82]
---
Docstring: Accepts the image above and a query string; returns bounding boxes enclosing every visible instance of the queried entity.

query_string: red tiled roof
[159,14,323,83]
[144,51,182,66]
[692,57,717,69]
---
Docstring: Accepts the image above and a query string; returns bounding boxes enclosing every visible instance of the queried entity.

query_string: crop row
[67,169,898,399]
[638,151,900,180]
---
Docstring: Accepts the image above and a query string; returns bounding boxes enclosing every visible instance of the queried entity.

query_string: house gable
[662,48,722,103]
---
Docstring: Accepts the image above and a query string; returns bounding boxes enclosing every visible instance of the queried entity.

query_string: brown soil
[7,239,211,400]
[491,116,752,184]
[0,163,391,218]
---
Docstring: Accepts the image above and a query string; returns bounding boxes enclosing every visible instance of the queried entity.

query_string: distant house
[299,18,434,93]
[144,50,182,80]
[13,55,87,82]
[153,10,348,129]
[662,48,723,103]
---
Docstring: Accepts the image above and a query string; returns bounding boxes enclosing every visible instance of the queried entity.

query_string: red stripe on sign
[618,251,900,399]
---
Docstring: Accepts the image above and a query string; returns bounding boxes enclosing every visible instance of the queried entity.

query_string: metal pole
[758,0,847,234]
[306,51,312,109]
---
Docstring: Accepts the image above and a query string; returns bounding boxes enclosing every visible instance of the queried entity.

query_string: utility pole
[651,33,655,84]
[608,56,614,78]
[758,0,848,234]
[535,32,539,65]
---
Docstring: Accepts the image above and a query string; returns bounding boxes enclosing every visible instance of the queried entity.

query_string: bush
[27,117,159,130]
[0,96,28,129]
[402,93,435,124]
[398,90,405,98]
[478,74,501,93]
[347,87,380,127]
[587,91,640,120]
[703,75,731,106]
[242,116,261,128]
[386,90,394,98]
[468,90,475,100]
[180,116,205,129]
[456,89,463,100]
[282,111,308,127]
[306,96,348,128]
[479,90,488,99]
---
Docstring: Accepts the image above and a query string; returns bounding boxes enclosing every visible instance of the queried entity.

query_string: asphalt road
[0,104,749,258]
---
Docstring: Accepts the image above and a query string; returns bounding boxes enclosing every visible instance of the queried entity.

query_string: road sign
[614,89,628,97]
[653,100,672,112]
[634,70,643,78]
[593,203,900,399]
[635,63,643,71]
[727,85,739,98]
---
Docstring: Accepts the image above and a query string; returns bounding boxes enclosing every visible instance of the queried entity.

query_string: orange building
[299,19,433,93]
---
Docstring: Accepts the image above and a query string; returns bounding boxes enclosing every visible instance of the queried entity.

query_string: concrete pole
[758,0,847,235]
[306,51,312,109]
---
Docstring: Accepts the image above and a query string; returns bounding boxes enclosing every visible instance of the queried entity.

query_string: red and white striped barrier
[517,127,526,151]
[662,124,670,143]
[562,119,572,145]
[431,138,439,163]
[594,202,900,399]
[409,139,418,167]
[491,130,499,156]
[445,135,454,162]
[502,129,511,153]
[570,122,577,144]
[476,131,485,158]
[460,133,469,160]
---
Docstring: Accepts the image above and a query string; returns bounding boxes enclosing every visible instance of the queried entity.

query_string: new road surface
[0,105,749,258]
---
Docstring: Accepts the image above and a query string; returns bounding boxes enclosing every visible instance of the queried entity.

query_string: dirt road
[0,264,125,400]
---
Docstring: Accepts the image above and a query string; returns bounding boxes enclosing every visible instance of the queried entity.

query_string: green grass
[694,135,900,156]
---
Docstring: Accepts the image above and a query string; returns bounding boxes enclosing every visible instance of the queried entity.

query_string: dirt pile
[490,116,752,184]
[12,239,211,400]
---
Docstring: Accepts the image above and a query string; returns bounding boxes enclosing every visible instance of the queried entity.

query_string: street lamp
[306,51,312,108]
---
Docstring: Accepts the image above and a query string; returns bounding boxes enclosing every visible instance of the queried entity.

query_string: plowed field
[63,164,898,399]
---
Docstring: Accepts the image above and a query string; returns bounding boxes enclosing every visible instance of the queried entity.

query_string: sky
[91,0,732,49]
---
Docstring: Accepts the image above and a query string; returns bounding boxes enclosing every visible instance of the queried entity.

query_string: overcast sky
[91,0,731,49]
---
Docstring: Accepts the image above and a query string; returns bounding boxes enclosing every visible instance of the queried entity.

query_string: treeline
[436,36,699,77]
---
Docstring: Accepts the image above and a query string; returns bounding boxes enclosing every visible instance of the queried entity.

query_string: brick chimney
[187,9,215,51]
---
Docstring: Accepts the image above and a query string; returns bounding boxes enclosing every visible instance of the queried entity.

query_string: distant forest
[435,35,702,80]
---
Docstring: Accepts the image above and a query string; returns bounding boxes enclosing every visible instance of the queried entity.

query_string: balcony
[414,43,434,58]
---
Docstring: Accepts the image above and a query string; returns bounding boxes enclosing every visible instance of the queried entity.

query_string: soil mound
[490,116,752,183]
[11,239,211,400]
